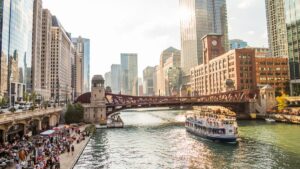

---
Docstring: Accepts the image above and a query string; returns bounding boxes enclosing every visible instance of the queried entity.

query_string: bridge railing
[0,108,63,125]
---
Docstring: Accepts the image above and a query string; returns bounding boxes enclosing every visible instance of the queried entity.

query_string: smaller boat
[265,118,276,123]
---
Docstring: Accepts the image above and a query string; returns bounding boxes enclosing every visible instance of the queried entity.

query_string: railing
[0,108,63,125]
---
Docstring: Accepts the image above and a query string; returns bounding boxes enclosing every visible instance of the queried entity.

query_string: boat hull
[186,127,237,143]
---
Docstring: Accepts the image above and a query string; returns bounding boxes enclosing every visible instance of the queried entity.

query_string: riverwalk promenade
[60,126,91,169]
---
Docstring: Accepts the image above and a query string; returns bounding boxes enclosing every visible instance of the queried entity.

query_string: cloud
[247,31,255,35]
[237,0,260,9]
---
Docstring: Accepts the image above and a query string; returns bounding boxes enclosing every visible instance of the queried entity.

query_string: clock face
[212,40,218,46]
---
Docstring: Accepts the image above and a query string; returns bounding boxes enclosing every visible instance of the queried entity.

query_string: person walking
[71,145,74,156]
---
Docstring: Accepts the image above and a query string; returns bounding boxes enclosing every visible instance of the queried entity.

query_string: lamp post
[9,75,13,107]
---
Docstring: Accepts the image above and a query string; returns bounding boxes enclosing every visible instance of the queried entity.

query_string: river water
[74,109,300,169]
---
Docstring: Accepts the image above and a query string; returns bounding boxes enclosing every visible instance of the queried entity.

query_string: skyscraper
[32,0,42,98]
[72,37,90,97]
[120,53,138,95]
[179,0,229,78]
[0,0,34,102]
[50,16,74,102]
[111,64,122,94]
[40,9,52,100]
[104,72,111,88]
[143,66,155,96]
[265,0,288,57]
[285,0,300,94]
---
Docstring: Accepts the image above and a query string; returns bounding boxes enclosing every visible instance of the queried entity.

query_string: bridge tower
[90,75,107,125]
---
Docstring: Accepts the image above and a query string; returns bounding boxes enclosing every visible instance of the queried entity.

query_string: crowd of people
[0,126,88,169]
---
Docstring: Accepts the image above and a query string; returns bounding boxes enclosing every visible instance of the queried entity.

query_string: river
[74,109,300,169]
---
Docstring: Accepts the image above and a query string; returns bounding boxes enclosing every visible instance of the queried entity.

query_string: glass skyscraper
[285,0,300,94]
[0,0,33,101]
[179,0,229,76]
[121,53,138,96]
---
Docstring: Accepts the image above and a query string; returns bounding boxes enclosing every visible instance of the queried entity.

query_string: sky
[43,0,268,78]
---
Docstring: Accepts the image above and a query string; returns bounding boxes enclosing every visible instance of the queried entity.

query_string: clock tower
[202,34,225,64]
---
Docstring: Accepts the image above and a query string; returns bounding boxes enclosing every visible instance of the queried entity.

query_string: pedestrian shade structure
[40,130,55,136]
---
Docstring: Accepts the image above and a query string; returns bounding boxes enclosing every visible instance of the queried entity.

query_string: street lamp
[9,74,13,107]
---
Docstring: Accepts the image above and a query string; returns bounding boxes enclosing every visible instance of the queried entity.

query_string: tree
[64,103,84,124]
[276,94,288,111]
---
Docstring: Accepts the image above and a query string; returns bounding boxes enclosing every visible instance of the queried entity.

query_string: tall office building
[72,37,90,93]
[72,37,90,97]
[120,53,138,95]
[179,0,229,77]
[156,47,181,96]
[111,64,122,94]
[285,0,300,94]
[104,72,112,88]
[0,0,34,102]
[50,16,74,102]
[143,66,155,96]
[32,0,42,98]
[40,9,52,100]
[265,0,288,57]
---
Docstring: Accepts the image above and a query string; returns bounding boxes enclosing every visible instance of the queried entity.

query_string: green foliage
[65,103,84,124]
[276,94,288,111]
[84,124,96,134]
[0,97,8,107]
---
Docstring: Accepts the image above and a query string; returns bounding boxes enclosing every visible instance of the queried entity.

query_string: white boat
[185,108,238,143]
[265,118,276,123]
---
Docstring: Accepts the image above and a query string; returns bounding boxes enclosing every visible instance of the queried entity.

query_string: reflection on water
[75,110,300,169]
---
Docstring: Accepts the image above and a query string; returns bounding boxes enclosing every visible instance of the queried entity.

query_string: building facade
[120,53,138,95]
[285,0,300,94]
[190,35,256,95]
[265,0,288,57]
[156,47,181,96]
[72,37,90,97]
[143,66,155,96]
[255,57,289,91]
[50,16,74,103]
[40,9,52,100]
[104,72,111,88]
[31,0,42,98]
[179,0,229,77]
[191,35,290,96]
[0,0,34,102]
[111,64,122,94]
[230,39,248,49]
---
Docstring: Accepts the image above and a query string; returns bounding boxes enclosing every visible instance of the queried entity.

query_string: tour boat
[185,107,238,143]
[265,118,276,123]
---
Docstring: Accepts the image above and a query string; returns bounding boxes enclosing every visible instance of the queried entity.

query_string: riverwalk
[59,126,91,169]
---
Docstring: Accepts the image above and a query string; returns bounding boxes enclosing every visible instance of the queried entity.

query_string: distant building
[230,39,248,49]
[265,0,288,57]
[120,53,138,95]
[104,72,112,88]
[50,16,74,102]
[143,66,155,96]
[179,0,229,79]
[156,47,181,96]
[138,78,143,96]
[111,64,122,94]
[72,37,91,97]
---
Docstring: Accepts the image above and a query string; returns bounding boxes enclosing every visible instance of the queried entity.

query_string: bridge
[76,75,276,125]
[0,108,62,143]
[104,90,257,116]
